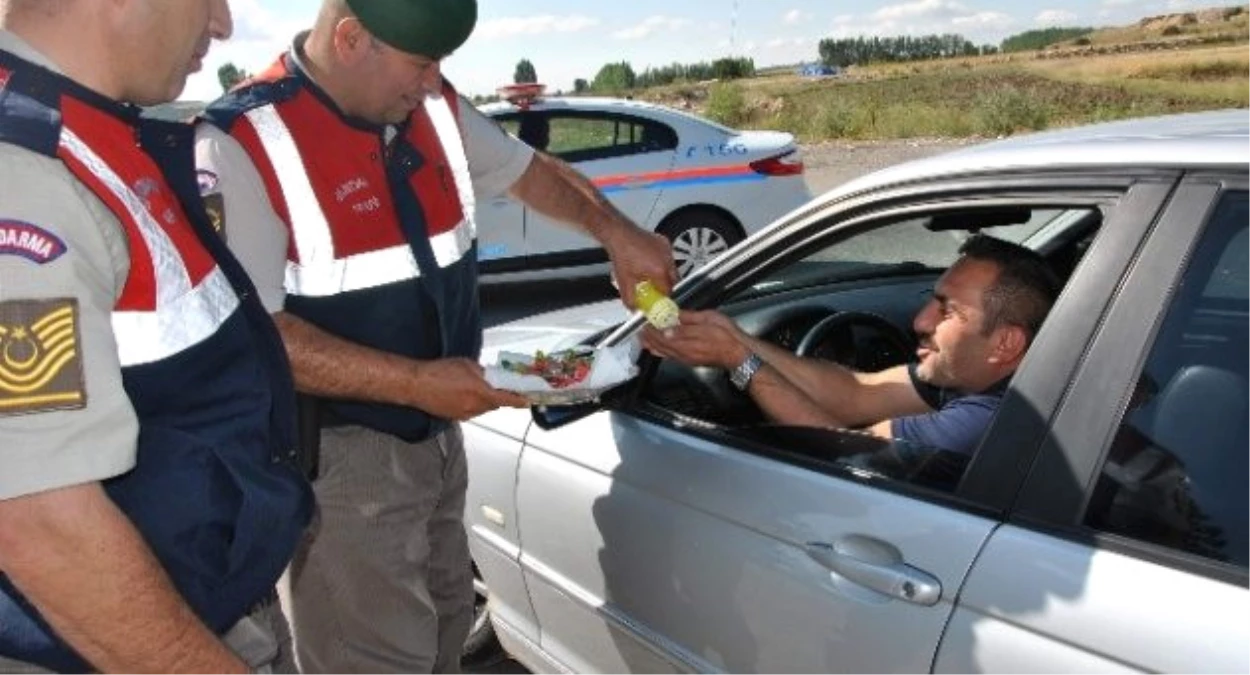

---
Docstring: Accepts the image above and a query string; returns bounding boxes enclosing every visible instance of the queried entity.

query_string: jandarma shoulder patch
[0,298,86,416]
[0,220,67,264]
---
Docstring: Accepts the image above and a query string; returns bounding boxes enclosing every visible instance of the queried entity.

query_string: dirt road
[800,137,983,195]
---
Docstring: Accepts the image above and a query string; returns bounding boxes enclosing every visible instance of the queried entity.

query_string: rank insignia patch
[0,299,86,415]
[203,192,226,240]
[0,220,67,264]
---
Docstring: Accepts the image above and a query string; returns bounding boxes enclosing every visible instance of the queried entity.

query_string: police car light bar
[497,83,546,110]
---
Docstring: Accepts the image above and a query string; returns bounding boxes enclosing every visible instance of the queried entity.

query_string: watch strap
[729,352,763,391]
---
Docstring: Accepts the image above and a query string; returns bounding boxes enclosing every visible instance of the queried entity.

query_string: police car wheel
[462,563,505,668]
[660,209,743,278]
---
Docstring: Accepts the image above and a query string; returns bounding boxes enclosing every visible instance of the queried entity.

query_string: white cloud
[1102,0,1135,5]
[783,9,807,25]
[181,0,305,101]
[814,0,1016,42]
[612,15,694,40]
[1035,9,1079,25]
[873,0,973,22]
[476,15,600,40]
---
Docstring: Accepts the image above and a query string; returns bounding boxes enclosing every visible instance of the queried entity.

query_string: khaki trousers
[0,597,295,673]
[288,424,473,674]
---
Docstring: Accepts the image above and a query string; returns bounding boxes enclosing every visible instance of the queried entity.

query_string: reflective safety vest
[203,53,483,441]
[0,52,312,672]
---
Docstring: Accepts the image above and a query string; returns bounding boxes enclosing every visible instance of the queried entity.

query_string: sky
[181,0,1223,102]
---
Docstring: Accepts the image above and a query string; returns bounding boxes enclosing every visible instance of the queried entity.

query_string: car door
[509,175,1175,672]
[939,177,1249,673]
[521,110,677,266]
[473,113,528,275]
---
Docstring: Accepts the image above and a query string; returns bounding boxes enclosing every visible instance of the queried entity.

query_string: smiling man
[642,235,1060,456]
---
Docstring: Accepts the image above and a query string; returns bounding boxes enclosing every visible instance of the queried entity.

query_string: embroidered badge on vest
[0,220,68,264]
[0,298,86,415]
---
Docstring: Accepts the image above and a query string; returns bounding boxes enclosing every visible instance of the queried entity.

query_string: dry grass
[632,15,1249,141]
[1022,46,1249,104]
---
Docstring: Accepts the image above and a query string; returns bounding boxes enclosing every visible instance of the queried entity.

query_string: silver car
[464,110,1249,673]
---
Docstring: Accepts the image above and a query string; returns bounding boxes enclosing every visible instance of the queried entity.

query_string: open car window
[633,201,1101,499]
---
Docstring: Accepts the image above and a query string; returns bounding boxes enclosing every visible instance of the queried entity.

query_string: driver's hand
[641,310,749,370]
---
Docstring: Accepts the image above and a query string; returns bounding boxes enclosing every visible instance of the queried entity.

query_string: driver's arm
[740,336,930,430]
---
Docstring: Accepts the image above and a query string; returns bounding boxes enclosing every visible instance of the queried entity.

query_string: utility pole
[730,0,739,56]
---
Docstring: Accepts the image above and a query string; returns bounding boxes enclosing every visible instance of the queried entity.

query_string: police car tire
[659,208,743,278]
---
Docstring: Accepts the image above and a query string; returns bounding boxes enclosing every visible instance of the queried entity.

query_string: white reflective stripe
[243,105,335,269]
[111,267,241,366]
[60,129,192,303]
[245,105,422,295]
[284,244,419,296]
[424,95,476,268]
[60,129,241,366]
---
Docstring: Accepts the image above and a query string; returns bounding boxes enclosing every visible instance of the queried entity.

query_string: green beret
[346,0,477,58]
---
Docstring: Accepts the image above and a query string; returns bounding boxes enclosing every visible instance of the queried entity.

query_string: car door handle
[805,536,941,606]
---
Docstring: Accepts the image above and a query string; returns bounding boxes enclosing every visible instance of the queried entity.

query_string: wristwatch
[729,352,764,391]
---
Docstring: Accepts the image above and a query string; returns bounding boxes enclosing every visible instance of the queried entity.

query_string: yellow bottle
[635,280,680,330]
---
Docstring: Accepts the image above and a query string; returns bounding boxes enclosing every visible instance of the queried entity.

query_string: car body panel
[462,408,539,645]
[465,111,1250,672]
[938,526,1249,673]
[516,413,1000,672]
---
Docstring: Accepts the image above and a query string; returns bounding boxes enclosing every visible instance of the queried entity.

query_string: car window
[495,111,678,162]
[740,208,1085,301]
[1084,190,1248,569]
[640,203,1098,499]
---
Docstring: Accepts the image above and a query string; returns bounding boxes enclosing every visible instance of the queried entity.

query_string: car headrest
[1149,364,1248,456]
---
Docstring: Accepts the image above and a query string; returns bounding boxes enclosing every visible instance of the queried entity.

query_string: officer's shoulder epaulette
[0,57,63,157]
[201,75,302,131]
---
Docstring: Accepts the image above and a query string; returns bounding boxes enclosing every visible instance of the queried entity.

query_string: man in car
[193,0,676,672]
[642,235,1060,455]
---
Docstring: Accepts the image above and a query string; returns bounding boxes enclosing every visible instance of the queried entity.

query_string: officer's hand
[411,358,529,419]
[606,226,677,308]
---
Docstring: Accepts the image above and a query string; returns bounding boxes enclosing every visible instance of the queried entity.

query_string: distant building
[797,63,839,78]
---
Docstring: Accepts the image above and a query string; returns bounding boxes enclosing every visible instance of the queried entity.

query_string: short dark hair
[957,235,1060,341]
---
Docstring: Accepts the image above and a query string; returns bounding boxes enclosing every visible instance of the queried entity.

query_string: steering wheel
[795,311,915,370]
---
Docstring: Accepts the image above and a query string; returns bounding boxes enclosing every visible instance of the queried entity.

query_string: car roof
[820,109,1250,207]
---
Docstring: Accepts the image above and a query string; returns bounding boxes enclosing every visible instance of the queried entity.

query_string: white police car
[475,88,812,281]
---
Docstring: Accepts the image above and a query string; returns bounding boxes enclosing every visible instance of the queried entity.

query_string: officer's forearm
[274,311,425,406]
[0,483,246,673]
[507,151,636,246]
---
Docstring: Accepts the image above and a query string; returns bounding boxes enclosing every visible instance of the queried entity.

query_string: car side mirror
[531,381,632,430]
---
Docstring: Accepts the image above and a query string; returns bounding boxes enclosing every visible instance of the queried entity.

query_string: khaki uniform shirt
[195,51,534,314]
[0,31,138,500]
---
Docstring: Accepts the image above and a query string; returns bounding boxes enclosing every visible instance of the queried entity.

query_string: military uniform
[195,33,532,673]
[0,31,312,673]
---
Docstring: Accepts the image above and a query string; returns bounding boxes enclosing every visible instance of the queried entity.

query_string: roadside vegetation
[592,5,1249,142]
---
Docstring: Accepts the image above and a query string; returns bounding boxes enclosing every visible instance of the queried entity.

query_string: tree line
[817,33,997,68]
[1000,27,1094,52]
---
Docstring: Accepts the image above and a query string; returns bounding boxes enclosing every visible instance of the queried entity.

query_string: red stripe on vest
[237,56,467,262]
[58,97,216,311]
